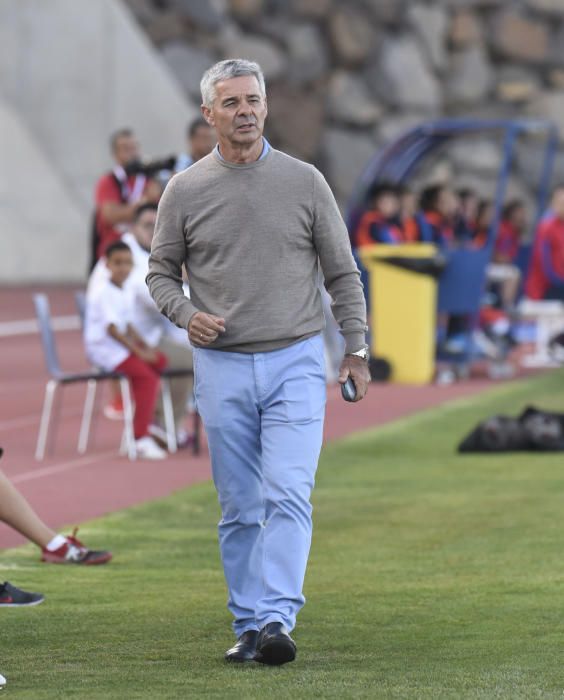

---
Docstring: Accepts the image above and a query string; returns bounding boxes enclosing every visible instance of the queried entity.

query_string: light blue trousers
[193,335,326,637]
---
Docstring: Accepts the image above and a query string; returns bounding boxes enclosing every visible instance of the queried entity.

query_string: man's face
[190,125,215,161]
[106,250,133,286]
[113,135,141,167]
[133,210,157,251]
[202,75,267,148]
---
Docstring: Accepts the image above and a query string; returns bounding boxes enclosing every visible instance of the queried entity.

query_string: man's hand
[188,312,226,346]
[338,355,370,402]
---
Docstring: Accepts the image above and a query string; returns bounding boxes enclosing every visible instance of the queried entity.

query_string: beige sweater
[147,147,366,354]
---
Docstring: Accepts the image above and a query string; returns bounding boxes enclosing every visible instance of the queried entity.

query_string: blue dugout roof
[346,117,559,238]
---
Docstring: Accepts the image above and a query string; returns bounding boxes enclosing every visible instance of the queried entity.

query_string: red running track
[0,286,507,549]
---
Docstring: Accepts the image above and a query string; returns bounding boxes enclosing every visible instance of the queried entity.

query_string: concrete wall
[0,0,198,283]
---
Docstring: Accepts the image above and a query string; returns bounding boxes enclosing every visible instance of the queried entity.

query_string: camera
[124,155,177,178]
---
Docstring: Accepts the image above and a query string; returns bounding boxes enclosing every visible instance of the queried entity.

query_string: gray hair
[200,59,266,108]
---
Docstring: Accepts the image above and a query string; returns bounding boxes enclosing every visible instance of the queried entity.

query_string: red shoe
[41,529,113,565]
[103,396,124,420]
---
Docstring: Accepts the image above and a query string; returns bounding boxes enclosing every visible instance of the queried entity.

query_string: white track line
[0,414,40,430]
[0,406,86,431]
[0,315,80,338]
[11,449,118,485]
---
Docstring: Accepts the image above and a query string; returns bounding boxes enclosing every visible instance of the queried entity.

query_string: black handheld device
[341,376,357,402]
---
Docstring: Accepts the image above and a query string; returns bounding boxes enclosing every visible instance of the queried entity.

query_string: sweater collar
[212,138,271,169]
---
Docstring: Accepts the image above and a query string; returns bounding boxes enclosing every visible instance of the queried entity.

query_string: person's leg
[0,450,112,563]
[254,335,326,632]
[114,354,161,439]
[194,348,264,637]
[0,470,55,548]
[155,337,193,430]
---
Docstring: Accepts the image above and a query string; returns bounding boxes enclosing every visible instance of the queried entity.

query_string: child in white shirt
[84,241,168,460]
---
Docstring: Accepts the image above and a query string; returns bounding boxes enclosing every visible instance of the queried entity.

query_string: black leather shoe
[224,630,259,662]
[255,622,296,666]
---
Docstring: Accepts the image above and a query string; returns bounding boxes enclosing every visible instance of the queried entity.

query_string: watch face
[354,348,369,360]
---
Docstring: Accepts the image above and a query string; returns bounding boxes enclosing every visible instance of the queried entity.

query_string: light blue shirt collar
[214,137,270,162]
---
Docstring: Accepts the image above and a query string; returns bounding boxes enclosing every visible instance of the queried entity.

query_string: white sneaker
[0,673,6,688]
[135,436,167,460]
[148,424,168,446]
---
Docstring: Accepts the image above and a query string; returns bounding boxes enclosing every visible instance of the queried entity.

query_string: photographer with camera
[91,128,166,268]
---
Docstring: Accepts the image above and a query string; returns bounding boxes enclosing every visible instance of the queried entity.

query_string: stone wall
[124,0,564,208]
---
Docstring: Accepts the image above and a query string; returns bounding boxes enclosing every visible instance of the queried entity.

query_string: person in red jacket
[526,186,564,300]
[93,128,162,264]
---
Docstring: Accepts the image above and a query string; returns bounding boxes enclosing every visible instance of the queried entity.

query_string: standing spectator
[416,184,456,248]
[175,117,216,172]
[148,59,369,665]
[88,204,195,447]
[92,128,162,266]
[526,186,564,300]
[85,241,168,459]
[355,183,403,247]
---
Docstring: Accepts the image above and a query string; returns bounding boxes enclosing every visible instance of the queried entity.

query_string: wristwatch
[346,345,369,361]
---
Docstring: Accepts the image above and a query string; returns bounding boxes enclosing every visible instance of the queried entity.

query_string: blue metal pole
[488,125,518,254]
[534,124,558,227]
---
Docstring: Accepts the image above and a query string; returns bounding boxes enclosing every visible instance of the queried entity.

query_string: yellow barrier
[359,244,438,385]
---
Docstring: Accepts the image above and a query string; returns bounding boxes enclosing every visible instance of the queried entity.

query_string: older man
[147,59,369,665]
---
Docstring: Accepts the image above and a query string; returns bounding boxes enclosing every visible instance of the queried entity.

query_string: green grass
[3,370,564,699]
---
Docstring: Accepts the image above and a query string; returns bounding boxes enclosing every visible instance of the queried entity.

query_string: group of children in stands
[354,181,564,302]
[354,181,564,365]
[353,182,527,266]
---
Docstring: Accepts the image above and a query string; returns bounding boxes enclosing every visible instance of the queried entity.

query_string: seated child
[84,241,168,460]
[482,199,524,308]
[416,184,456,248]
[355,183,404,247]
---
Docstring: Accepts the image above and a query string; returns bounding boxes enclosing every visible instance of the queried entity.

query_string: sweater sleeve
[310,167,367,354]
[146,177,200,330]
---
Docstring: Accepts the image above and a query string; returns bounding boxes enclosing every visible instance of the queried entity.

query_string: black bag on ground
[458,405,564,453]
